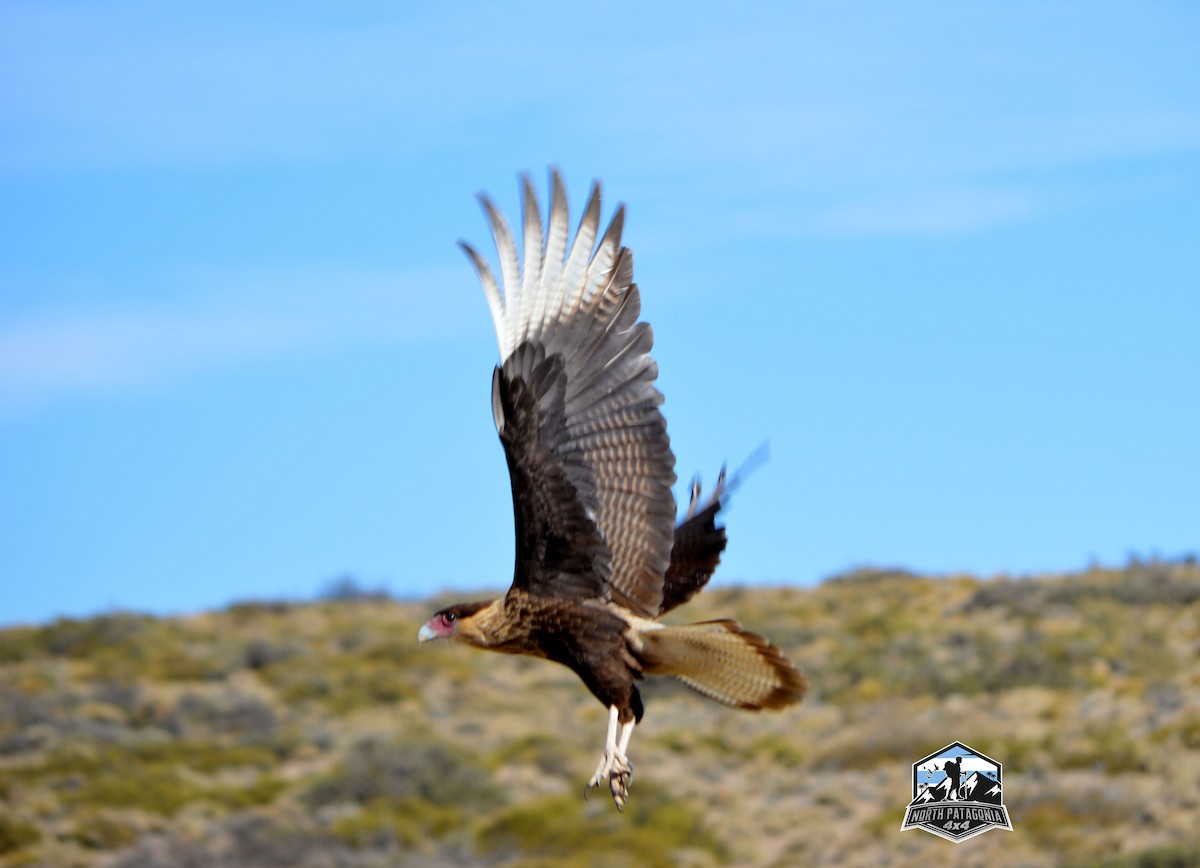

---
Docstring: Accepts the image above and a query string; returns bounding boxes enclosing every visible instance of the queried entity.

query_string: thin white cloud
[0,265,475,418]
[595,5,1200,189]
[4,2,1196,181]
[718,185,1038,238]
[0,4,562,170]
[807,186,1039,236]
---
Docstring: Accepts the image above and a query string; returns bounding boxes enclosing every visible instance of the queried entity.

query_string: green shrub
[166,691,278,742]
[1178,714,1200,751]
[17,740,283,816]
[38,614,149,659]
[331,796,460,849]
[491,732,579,775]
[264,654,415,713]
[67,765,203,815]
[477,785,728,867]
[303,735,501,811]
[1084,842,1200,868]
[0,628,41,665]
[209,775,288,810]
[0,813,40,854]
[70,810,138,850]
[1048,567,1200,607]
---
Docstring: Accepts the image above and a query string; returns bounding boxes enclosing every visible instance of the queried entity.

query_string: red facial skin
[424,612,458,639]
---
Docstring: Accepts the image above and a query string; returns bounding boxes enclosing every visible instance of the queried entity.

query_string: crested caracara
[419,170,805,810]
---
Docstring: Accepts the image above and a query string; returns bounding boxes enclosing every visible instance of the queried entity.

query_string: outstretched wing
[659,471,729,616]
[660,447,769,615]
[461,170,677,617]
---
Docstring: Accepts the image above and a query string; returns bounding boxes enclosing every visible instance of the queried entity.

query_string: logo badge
[901,741,1013,843]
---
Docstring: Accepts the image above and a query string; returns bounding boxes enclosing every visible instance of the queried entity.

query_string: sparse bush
[748,732,807,767]
[243,638,301,670]
[0,812,40,854]
[1047,565,1200,607]
[331,796,460,850]
[303,735,501,811]
[1178,713,1200,751]
[822,566,919,585]
[964,577,1046,614]
[492,731,579,775]
[110,812,350,868]
[166,690,278,742]
[13,740,282,817]
[210,775,288,810]
[225,599,296,619]
[68,765,202,815]
[477,785,728,866]
[0,688,51,743]
[1056,722,1150,774]
[319,576,393,603]
[1086,842,1200,868]
[808,716,931,771]
[70,810,138,850]
[258,644,416,714]
[38,613,150,659]
[90,681,143,716]
[0,628,41,665]
[1,565,1197,866]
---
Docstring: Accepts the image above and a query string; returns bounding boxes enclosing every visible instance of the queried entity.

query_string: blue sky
[2,2,1198,626]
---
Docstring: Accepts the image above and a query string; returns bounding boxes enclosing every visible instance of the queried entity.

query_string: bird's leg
[585,706,635,810]
[617,718,634,777]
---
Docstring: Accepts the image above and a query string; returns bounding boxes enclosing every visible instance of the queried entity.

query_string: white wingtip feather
[478,194,521,359]
[544,169,569,283]
[466,172,631,366]
[581,206,626,318]
[558,182,602,325]
[518,174,543,347]
[459,240,507,356]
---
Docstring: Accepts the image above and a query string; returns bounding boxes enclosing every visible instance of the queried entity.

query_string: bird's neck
[452,597,514,649]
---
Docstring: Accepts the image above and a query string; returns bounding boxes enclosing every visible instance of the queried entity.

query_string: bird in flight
[418,170,805,810]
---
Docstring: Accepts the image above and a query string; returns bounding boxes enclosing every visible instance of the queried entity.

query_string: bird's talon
[587,745,633,810]
[610,774,629,811]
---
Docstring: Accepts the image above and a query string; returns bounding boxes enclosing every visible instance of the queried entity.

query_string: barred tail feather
[639,620,806,710]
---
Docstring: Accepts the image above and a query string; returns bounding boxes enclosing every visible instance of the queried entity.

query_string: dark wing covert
[461,171,677,616]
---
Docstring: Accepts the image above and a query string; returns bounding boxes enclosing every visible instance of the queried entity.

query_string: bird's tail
[637,620,806,710]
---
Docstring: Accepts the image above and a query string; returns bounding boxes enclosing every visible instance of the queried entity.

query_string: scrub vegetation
[1,559,1197,866]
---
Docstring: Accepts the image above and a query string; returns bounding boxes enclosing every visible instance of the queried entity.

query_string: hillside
[2,562,1199,867]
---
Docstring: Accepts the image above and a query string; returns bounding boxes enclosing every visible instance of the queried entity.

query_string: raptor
[419,170,805,810]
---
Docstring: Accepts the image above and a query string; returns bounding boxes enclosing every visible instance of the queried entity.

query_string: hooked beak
[417,623,437,643]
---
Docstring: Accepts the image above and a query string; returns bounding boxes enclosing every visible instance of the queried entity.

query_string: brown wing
[659,448,769,615]
[461,170,677,616]
[490,352,609,600]
[659,477,728,616]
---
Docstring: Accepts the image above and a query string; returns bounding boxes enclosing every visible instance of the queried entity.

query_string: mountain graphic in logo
[902,741,1013,843]
[960,771,1003,805]
[913,769,1003,806]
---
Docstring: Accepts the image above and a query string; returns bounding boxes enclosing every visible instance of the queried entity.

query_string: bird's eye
[445,612,457,622]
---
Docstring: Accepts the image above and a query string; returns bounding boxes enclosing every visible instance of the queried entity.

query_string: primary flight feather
[419,170,805,810]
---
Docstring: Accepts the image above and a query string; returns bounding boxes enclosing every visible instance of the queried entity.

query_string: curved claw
[586,708,637,810]
[586,754,634,810]
[607,767,630,812]
[610,767,632,812]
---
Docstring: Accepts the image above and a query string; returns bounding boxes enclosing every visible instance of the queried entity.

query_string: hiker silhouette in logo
[943,756,964,801]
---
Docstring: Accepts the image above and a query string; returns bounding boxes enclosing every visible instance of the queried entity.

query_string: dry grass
[1,561,1199,866]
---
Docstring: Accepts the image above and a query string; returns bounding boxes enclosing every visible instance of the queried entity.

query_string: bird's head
[417,600,492,644]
